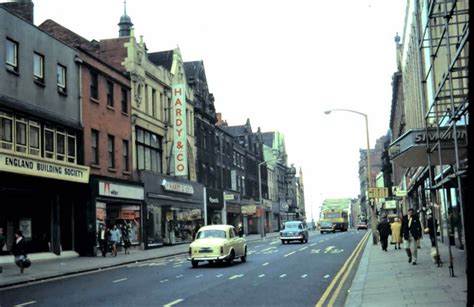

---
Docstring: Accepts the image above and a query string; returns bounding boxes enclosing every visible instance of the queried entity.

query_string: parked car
[187,225,247,268]
[280,221,309,244]
[320,221,336,234]
[357,221,368,230]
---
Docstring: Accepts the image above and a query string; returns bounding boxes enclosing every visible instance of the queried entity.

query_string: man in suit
[401,208,422,265]
[377,216,391,252]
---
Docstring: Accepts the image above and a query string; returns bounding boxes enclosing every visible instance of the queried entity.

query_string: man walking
[401,208,422,265]
[377,216,391,251]
[97,224,109,257]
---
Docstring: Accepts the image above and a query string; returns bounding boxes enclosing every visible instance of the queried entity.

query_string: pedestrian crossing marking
[299,246,308,251]
[284,251,296,257]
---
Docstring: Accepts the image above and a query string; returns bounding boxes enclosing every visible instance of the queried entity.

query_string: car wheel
[320,231,324,234]
[333,230,336,233]
[300,239,304,244]
[191,260,199,268]
[227,250,235,266]
[305,237,308,243]
[241,247,247,263]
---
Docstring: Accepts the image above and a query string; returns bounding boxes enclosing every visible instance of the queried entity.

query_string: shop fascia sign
[208,196,220,204]
[172,84,188,176]
[0,150,89,183]
[99,181,144,200]
[224,193,235,201]
[161,179,194,195]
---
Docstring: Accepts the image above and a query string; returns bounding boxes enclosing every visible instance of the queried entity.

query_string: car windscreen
[284,222,301,230]
[196,230,226,239]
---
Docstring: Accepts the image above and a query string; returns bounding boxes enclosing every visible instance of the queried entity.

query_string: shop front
[90,177,145,252]
[242,200,258,234]
[140,172,204,247]
[206,188,224,225]
[263,199,273,233]
[224,191,241,228]
[271,201,280,231]
[0,151,89,256]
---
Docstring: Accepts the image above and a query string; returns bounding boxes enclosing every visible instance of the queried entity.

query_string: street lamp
[324,109,378,245]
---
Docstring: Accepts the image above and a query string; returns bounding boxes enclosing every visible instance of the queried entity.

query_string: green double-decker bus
[321,209,348,232]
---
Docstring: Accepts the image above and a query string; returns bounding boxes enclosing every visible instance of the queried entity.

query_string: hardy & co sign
[161,179,194,195]
[0,151,89,183]
[172,84,188,176]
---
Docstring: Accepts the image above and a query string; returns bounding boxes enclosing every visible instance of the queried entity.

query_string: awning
[388,126,467,168]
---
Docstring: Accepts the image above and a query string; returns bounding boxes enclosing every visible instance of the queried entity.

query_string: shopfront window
[162,207,203,244]
[96,202,142,245]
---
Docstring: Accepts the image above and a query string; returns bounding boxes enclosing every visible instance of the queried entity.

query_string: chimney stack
[0,0,34,23]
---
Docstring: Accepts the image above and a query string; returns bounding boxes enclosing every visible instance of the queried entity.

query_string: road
[1,230,368,307]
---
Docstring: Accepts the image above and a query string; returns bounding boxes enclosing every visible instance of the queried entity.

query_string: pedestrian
[109,224,121,257]
[238,223,244,237]
[97,224,109,257]
[12,230,29,274]
[121,223,131,255]
[401,208,422,265]
[425,213,440,264]
[390,217,402,250]
[377,216,391,252]
[0,228,5,273]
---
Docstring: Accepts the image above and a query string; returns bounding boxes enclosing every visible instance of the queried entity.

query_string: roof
[198,225,235,231]
[148,50,174,71]
[183,61,200,81]
[261,132,275,147]
[39,19,99,55]
[222,125,247,137]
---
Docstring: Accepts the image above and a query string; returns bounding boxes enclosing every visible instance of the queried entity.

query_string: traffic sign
[368,187,389,199]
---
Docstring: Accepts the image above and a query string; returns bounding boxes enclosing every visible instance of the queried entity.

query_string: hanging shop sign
[0,151,89,183]
[99,181,144,200]
[172,83,188,176]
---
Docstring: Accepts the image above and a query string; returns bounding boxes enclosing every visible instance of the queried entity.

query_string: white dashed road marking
[258,274,265,278]
[163,299,184,307]
[301,274,308,278]
[216,274,223,278]
[14,301,37,307]
[113,278,127,283]
[262,262,269,266]
[229,274,244,280]
[280,274,287,278]
[176,275,183,278]
[299,246,308,251]
[160,279,169,283]
[195,274,204,278]
[324,274,330,279]
[310,243,318,247]
[284,251,296,257]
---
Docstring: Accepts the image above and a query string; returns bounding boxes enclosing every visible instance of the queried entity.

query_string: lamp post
[324,109,378,244]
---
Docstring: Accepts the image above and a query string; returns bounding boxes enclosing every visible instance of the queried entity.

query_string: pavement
[345,234,467,307]
[0,232,280,289]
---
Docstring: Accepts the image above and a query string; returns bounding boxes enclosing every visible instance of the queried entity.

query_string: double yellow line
[315,231,370,307]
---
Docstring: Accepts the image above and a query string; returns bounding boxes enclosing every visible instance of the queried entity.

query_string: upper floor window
[107,80,114,107]
[91,129,99,165]
[121,87,128,114]
[90,70,98,100]
[57,64,67,93]
[151,88,157,118]
[6,38,18,72]
[33,52,44,83]
[108,134,115,169]
[122,139,129,172]
[136,127,162,173]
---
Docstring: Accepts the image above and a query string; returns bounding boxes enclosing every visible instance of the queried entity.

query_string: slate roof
[148,50,173,71]
[261,132,275,147]
[222,125,247,137]
[39,19,99,55]
[183,61,200,81]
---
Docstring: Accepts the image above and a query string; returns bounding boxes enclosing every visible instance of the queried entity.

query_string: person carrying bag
[12,230,30,274]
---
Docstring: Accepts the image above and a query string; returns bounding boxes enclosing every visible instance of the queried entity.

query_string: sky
[34,0,407,220]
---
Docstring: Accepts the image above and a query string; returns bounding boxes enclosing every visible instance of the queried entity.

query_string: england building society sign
[0,151,89,183]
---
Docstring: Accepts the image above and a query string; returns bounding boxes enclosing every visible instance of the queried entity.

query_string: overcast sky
[34,0,407,220]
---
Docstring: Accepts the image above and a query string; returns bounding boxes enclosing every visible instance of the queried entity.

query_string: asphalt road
[1,230,367,307]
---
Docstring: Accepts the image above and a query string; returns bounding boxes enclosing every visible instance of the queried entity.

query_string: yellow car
[188,225,247,268]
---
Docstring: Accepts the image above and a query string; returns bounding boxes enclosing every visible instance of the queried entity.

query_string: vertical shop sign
[172,84,188,176]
